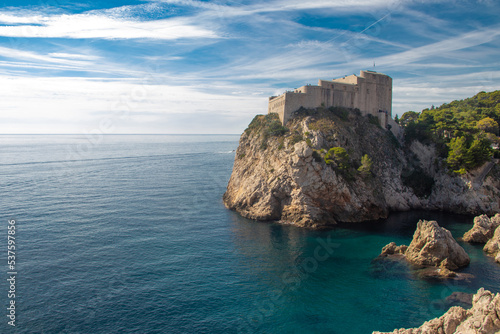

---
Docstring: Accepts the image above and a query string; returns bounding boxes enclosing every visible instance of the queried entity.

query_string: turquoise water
[1,135,499,333]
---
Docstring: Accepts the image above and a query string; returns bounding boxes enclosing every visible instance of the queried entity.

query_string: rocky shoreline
[463,214,500,264]
[374,215,500,333]
[223,110,500,229]
[373,288,500,334]
[223,111,500,332]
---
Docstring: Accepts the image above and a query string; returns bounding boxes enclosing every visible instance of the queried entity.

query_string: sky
[0,0,499,134]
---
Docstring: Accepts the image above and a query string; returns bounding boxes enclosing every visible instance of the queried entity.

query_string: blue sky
[1,0,499,134]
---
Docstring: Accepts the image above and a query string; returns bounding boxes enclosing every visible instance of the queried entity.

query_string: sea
[1,134,499,334]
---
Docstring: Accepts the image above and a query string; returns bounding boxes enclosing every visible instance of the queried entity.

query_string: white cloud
[0,13,218,40]
[392,71,500,115]
[48,52,101,61]
[0,75,265,134]
[154,0,406,16]
[1,1,499,133]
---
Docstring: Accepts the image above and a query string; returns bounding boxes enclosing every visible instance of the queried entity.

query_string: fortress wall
[268,71,394,128]
[318,80,357,110]
[387,116,403,138]
[352,71,392,118]
[268,95,286,124]
[331,74,360,85]
[332,87,356,109]
[281,86,323,124]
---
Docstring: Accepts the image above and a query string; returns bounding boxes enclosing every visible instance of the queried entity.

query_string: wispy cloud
[0,12,218,40]
[1,0,499,133]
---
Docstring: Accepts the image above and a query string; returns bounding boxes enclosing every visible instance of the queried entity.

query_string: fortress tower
[268,70,400,135]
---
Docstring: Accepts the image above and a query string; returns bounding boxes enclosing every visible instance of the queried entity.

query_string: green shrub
[277,137,284,150]
[400,90,500,172]
[367,114,380,127]
[308,118,336,133]
[325,147,349,170]
[245,115,265,134]
[247,113,289,150]
[358,154,373,176]
[267,120,288,137]
[447,135,493,172]
[312,150,322,162]
[465,136,493,169]
[289,133,303,146]
[329,106,349,121]
[476,117,499,135]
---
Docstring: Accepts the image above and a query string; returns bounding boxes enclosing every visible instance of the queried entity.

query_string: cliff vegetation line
[399,90,500,174]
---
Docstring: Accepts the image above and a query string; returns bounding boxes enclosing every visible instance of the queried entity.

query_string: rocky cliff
[223,109,500,229]
[463,214,500,264]
[373,288,500,334]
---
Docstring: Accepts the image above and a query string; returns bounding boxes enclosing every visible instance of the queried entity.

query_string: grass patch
[308,118,336,133]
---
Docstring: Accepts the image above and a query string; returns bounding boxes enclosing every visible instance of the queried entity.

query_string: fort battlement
[268,70,401,136]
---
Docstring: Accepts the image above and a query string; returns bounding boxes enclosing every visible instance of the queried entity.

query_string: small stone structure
[268,70,401,136]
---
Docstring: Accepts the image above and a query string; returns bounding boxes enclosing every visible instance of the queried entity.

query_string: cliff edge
[223,109,500,229]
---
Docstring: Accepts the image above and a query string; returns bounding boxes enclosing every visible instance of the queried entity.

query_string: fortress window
[367,89,370,94]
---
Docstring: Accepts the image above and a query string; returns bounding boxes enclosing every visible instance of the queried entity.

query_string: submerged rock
[405,220,470,270]
[463,214,500,243]
[417,267,474,281]
[373,288,500,334]
[379,242,408,257]
[445,292,474,308]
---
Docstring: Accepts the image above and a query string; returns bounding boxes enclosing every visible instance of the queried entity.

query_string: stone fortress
[268,70,401,137]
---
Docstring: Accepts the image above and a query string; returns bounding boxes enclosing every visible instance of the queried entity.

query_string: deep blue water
[1,135,499,334]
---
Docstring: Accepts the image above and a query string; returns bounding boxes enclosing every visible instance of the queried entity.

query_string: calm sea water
[1,135,499,334]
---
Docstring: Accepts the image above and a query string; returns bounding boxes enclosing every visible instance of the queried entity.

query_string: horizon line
[0,133,242,136]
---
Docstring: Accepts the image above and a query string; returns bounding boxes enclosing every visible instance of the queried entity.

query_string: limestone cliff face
[223,111,500,229]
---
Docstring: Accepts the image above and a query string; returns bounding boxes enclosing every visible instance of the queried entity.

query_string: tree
[325,147,349,170]
[465,136,493,169]
[394,114,400,124]
[358,154,373,176]
[399,111,419,127]
[476,117,499,135]
[447,136,468,170]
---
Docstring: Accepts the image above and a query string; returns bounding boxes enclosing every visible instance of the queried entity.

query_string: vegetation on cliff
[224,92,500,228]
[400,90,500,173]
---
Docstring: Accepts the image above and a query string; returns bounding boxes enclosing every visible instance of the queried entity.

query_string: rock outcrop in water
[463,214,500,264]
[405,220,470,270]
[377,220,470,278]
[483,226,500,264]
[223,110,500,229]
[373,288,500,334]
[379,242,408,257]
[463,214,500,243]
